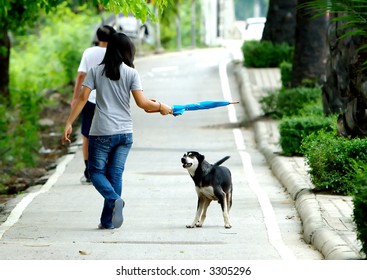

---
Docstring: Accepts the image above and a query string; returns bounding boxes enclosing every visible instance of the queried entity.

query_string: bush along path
[0,86,77,198]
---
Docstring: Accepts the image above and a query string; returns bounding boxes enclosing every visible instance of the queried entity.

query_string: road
[0,47,322,261]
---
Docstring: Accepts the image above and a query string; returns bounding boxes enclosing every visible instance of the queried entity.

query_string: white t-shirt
[77,46,106,104]
[82,63,143,135]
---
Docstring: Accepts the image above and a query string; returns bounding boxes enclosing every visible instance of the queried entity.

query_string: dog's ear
[198,153,205,162]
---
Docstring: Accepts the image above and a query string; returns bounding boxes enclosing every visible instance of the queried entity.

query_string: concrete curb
[233,62,361,260]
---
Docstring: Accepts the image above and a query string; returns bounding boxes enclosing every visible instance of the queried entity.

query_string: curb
[233,63,361,260]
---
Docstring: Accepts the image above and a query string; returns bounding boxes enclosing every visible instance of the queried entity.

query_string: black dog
[181,151,233,229]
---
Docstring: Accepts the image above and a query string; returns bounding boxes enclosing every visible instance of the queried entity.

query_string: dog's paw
[186,224,195,228]
[195,223,203,228]
[224,224,232,229]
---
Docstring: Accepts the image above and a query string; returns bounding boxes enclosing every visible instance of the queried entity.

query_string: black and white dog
[181,151,233,229]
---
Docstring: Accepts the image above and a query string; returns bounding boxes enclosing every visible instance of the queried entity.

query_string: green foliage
[302,130,367,195]
[259,90,279,118]
[3,4,100,170]
[159,0,201,50]
[0,0,167,28]
[261,86,333,156]
[303,1,367,35]
[352,164,367,257]
[303,1,367,68]
[0,0,56,30]
[10,90,43,168]
[279,61,292,89]
[10,4,98,92]
[0,103,9,157]
[277,87,322,117]
[279,115,336,156]
[0,90,42,169]
[102,0,152,22]
[260,87,322,119]
[242,40,294,68]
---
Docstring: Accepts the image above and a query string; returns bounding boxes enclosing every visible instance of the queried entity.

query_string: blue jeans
[88,133,133,227]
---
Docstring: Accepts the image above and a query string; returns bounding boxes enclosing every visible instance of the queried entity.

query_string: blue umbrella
[171,100,239,116]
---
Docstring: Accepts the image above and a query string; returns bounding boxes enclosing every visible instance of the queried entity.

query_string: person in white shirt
[71,25,116,184]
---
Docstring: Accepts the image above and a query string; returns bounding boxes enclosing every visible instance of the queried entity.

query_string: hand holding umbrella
[145,100,239,116]
[171,100,239,116]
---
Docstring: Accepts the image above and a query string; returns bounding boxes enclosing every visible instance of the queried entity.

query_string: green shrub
[11,90,43,168]
[280,61,292,88]
[10,5,98,92]
[301,130,367,195]
[260,87,322,119]
[298,101,324,117]
[277,87,322,117]
[352,164,367,257]
[242,40,294,68]
[3,4,100,171]
[279,115,336,156]
[259,90,279,118]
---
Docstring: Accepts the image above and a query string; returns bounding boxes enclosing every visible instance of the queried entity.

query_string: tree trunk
[262,0,297,45]
[323,12,367,137]
[0,25,10,103]
[291,0,327,87]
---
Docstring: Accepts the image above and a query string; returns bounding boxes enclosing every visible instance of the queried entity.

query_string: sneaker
[80,175,92,185]
[98,223,115,230]
[112,198,125,228]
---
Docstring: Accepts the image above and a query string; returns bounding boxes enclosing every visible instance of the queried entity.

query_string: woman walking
[63,32,172,229]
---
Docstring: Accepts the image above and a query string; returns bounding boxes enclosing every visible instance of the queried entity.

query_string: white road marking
[219,59,296,260]
[0,154,75,240]
[218,60,237,124]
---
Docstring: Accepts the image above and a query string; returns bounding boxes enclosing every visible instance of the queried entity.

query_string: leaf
[79,250,91,255]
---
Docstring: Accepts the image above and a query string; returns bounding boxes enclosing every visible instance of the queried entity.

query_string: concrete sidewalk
[233,64,364,260]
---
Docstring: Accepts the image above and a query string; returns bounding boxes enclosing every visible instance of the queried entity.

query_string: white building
[201,0,235,46]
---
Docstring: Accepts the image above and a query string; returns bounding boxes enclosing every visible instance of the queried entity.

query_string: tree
[262,0,297,45]
[0,0,167,103]
[291,0,327,87]
[304,0,367,137]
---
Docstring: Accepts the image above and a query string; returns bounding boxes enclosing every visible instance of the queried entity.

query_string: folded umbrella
[145,100,239,116]
[172,100,239,116]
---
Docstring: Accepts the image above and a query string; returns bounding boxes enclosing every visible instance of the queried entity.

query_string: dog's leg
[218,193,232,229]
[223,194,232,229]
[197,198,211,227]
[227,189,233,212]
[187,197,204,228]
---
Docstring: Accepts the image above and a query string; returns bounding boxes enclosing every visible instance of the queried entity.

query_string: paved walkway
[234,64,364,260]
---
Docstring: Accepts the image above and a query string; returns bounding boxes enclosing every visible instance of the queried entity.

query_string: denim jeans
[88,133,133,227]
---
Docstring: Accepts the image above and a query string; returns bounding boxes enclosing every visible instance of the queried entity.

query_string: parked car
[243,17,266,41]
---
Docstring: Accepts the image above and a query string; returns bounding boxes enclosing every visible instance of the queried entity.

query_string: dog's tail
[214,156,230,166]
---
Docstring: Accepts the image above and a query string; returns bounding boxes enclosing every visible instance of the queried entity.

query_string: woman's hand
[62,124,73,145]
[159,102,172,115]
[139,97,172,115]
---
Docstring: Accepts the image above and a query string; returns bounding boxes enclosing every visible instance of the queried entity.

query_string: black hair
[101,32,136,81]
[96,25,116,42]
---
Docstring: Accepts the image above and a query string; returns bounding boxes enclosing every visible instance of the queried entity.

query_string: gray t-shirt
[83,63,142,136]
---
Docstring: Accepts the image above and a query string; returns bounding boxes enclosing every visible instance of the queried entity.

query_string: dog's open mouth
[182,162,192,168]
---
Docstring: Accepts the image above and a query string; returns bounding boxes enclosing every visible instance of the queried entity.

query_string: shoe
[112,198,125,228]
[98,223,115,230]
[80,175,92,185]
